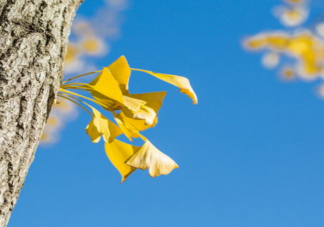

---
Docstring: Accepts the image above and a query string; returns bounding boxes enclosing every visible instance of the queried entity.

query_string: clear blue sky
[9,1,324,227]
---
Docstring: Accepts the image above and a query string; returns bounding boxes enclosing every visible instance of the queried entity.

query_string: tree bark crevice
[0,0,83,226]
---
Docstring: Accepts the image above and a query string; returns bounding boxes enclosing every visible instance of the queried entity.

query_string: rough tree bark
[0,0,83,226]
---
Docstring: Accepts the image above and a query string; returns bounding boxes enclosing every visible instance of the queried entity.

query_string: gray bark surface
[0,1,83,226]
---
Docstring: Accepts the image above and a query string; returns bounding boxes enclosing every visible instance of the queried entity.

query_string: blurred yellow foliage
[41,98,77,144]
[245,31,324,79]
[244,0,324,93]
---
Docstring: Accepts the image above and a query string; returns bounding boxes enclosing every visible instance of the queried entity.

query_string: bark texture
[0,0,83,226]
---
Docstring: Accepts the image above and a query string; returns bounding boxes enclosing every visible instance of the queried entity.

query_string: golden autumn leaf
[132,68,198,104]
[126,138,179,177]
[86,106,122,143]
[105,139,139,182]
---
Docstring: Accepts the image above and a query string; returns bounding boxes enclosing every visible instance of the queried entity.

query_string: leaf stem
[59,88,108,108]
[62,70,102,84]
[58,94,93,116]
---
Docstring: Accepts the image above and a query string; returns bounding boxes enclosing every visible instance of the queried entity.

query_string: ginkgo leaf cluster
[58,56,197,182]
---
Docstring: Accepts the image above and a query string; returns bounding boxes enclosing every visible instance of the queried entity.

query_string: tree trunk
[0,0,83,226]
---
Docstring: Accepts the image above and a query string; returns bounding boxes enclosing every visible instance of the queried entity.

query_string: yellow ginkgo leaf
[105,139,139,182]
[86,118,101,143]
[131,105,157,125]
[115,111,158,137]
[126,91,167,114]
[132,68,198,104]
[123,95,147,112]
[122,91,166,125]
[113,112,143,141]
[115,91,166,138]
[126,138,179,177]
[86,106,122,143]
[121,104,157,127]
[89,67,125,107]
[108,55,131,93]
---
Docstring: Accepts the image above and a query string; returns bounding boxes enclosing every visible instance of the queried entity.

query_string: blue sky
[9,1,324,227]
